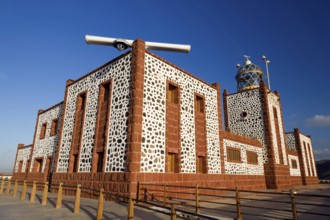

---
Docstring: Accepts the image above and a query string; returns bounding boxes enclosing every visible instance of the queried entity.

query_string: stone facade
[12,39,318,195]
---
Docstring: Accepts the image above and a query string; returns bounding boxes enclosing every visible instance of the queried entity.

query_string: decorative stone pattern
[14,146,31,172]
[223,139,264,175]
[288,154,301,176]
[226,89,269,163]
[285,133,296,150]
[299,134,317,177]
[140,53,221,173]
[267,93,287,165]
[30,104,63,173]
[57,54,132,172]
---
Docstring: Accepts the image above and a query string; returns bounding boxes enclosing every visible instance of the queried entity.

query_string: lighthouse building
[12,39,318,196]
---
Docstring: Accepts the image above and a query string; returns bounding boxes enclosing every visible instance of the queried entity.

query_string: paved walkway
[1,184,330,220]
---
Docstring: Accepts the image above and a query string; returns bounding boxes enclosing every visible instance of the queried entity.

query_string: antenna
[85,35,191,53]
[262,55,271,90]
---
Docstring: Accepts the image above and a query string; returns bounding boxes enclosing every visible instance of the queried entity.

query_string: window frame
[226,147,242,163]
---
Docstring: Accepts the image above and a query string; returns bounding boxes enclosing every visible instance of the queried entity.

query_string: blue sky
[1,0,330,172]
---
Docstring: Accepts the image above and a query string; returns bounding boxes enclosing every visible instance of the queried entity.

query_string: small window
[273,107,278,119]
[168,84,179,104]
[18,161,23,173]
[227,147,241,162]
[40,123,47,139]
[167,153,178,173]
[291,159,298,169]
[195,95,204,113]
[73,154,79,173]
[103,81,111,102]
[97,152,104,172]
[34,158,43,172]
[247,151,258,164]
[197,156,206,173]
[241,112,248,118]
[50,119,58,136]
[26,160,30,173]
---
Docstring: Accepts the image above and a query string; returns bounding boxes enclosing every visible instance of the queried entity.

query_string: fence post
[195,185,200,214]
[0,178,5,195]
[74,184,81,214]
[41,182,49,205]
[13,180,18,198]
[171,204,177,220]
[29,181,37,203]
[20,180,27,200]
[96,188,104,220]
[144,188,147,202]
[56,183,63,208]
[164,183,168,206]
[128,195,134,220]
[136,181,141,203]
[236,187,242,220]
[290,190,298,220]
[5,179,11,196]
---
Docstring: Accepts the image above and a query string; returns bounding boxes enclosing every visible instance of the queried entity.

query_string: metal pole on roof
[262,55,271,90]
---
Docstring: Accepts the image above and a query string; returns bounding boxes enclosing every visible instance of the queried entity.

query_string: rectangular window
[197,156,206,173]
[93,82,111,172]
[227,147,241,162]
[50,119,58,136]
[40,123,47,139]
[247,151,258,164]
[26,160,30,173]
[18,161,23,173]
[273,107,284,164]
[167,84,179,104]
[291,159,298,169]
[195,95,204,113]
[73,154,79,173]
[34,158,43,172]
[97,152,104,172]
[167,153,178,173]
[70,92,87,173]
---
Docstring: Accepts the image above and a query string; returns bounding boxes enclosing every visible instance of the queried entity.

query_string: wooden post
[171,204,177,220]
[136,181,141,203]
[0,178,5,195]
[195,185,200,214]
[74,184,81,214]
[236,187,242,220]
[5,179,11,196]
[127,195,134,220]
[20,180,27,200]
[290,190,298,220]
[144,188,147,202]
[56,183,63,208]
[13,180,18,198]
[41,182,49,205]
[163,183,167,206]
[30,181,37,203]
[96,188,104,220]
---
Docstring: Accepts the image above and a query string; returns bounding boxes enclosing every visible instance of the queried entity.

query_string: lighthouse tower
[223,56,291,189]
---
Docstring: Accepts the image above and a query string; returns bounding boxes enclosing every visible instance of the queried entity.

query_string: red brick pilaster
[26,109,44,181]
[12,144,24,175]
[260,80,277,189]
[308,135,318,179]
[294,128,307,185]
[222,89,229,132]
[53,79,75,173]
[126,39,145,193]
[274,90,288,164]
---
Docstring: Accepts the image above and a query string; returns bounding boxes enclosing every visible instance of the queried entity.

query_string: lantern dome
[235,56,264,91]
